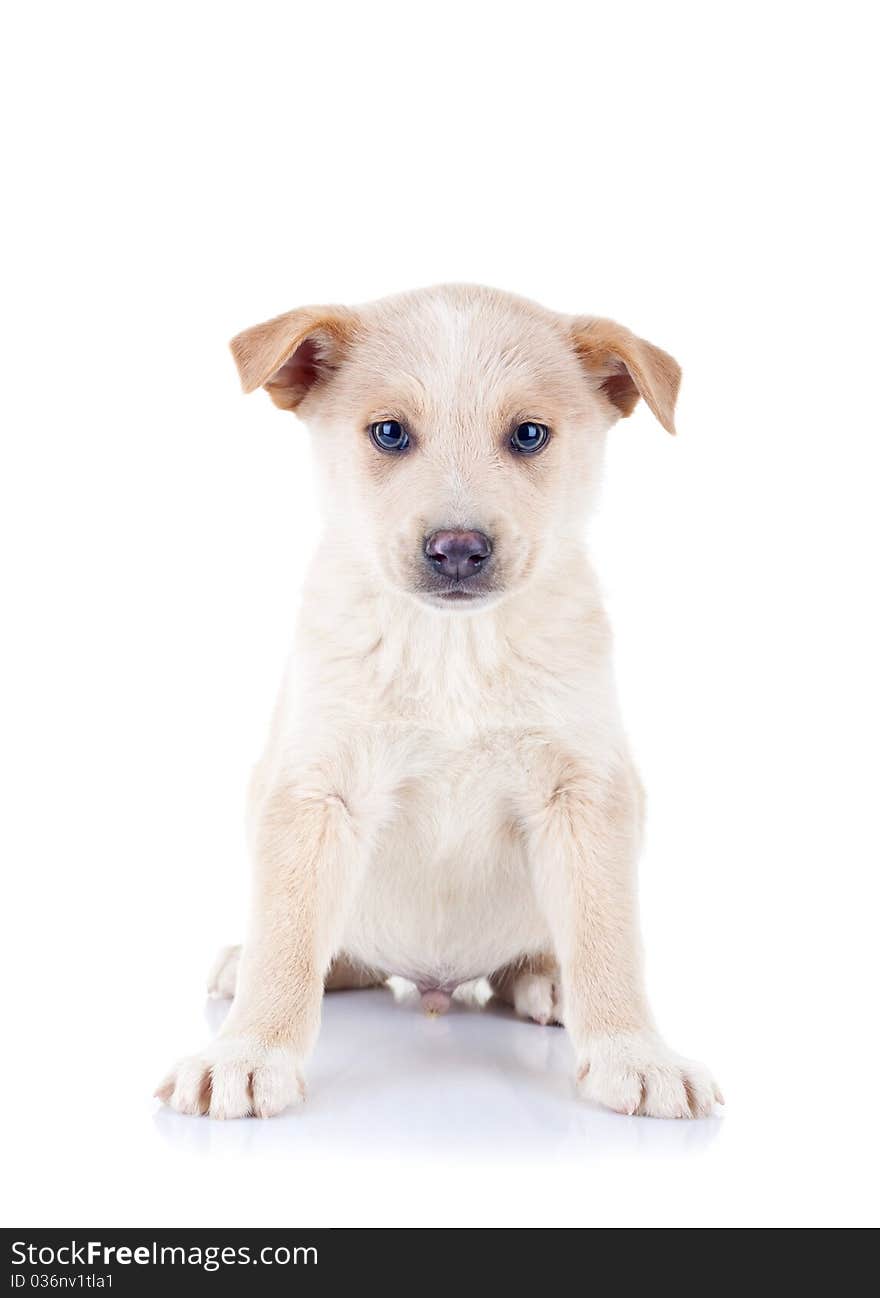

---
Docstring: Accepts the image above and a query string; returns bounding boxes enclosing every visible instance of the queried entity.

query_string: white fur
[578,1032,723,1118]
[157,285,720,1120]
[513,972,563,1027]
[207,944,241,1000]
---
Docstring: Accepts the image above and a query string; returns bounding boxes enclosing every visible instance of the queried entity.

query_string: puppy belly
[339,738,551,985]
[341,842,550,989]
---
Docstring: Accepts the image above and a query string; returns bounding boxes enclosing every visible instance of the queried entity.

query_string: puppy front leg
[158,782,371,1119]
[524,754,721,1118]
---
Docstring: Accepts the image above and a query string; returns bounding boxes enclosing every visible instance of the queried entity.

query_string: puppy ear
[229,305,357,410]
[571,317,681,434]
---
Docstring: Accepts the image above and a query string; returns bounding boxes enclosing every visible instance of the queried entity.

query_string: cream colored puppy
[157,285,722,1120]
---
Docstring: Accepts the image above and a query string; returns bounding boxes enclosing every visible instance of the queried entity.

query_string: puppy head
[231,286,680,610]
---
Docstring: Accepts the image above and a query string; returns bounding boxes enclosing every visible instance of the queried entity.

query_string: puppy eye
[370,420,410,453]
[510,422,550,455]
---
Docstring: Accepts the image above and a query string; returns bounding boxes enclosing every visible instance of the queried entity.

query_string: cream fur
[156,284,721,1120]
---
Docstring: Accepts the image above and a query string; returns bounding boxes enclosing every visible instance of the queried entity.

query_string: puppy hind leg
[324,954,387,991]
[207,944,385,999]
[489,953,564,1026]
[207,944,242,999]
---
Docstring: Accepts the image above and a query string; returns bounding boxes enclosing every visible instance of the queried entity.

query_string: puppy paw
[513,973,564,1026]
[577,1031,722,1118]
[206,944,241,999]
[155,1037,304,1119]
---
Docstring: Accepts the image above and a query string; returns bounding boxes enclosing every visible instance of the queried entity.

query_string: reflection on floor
[153,982,723,1161]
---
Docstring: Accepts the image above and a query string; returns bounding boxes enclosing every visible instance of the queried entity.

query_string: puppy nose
[425,529,492,580]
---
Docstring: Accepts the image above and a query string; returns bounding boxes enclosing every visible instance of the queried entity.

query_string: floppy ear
[571,316,681,434]
[229,305,357,411]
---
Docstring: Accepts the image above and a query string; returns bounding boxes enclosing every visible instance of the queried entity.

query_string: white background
[2,1,878,1229]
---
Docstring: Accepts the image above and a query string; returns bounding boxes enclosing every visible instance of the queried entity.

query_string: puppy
[157,285,721,1120]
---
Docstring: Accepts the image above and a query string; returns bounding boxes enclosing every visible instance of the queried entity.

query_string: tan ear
[571,317,681,434]
[229,305,357,410]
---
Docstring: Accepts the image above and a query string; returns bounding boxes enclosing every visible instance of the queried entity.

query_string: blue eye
[370,420,410,452]
[511,422,550,454]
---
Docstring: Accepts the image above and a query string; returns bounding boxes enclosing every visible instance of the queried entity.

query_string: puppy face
[231,286,680,609]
